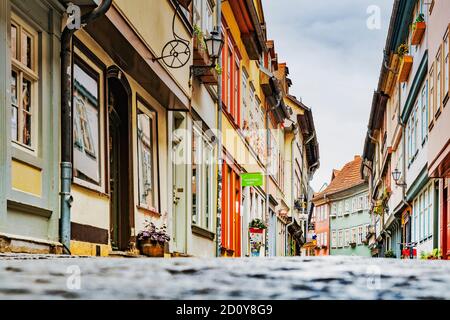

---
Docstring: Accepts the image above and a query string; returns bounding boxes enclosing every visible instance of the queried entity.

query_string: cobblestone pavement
[1,254,450,300]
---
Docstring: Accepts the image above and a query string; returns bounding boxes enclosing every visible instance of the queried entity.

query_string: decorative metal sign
[153,0,191,69]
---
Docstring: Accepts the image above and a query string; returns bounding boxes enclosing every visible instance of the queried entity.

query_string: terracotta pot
[140,240,164,257]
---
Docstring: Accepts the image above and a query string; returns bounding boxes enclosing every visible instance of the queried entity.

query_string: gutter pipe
[215,0,223,257]
[60,0,112,254]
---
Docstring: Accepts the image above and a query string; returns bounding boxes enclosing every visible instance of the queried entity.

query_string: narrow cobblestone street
[1,255,450,300]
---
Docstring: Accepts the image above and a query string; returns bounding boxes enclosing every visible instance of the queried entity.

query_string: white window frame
[10,14,39,154]
[137,101,159,212]
[191,123,215,231]
[72,50,105,193]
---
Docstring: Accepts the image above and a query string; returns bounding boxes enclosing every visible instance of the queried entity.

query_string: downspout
[60,0,112,254]
[286,134,296,256]
[265,107,270,257]
[215,0,223,257]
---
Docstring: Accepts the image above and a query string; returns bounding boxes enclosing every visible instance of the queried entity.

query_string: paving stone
[0,255,449,299]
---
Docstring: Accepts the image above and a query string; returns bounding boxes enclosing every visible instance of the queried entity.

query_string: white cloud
[263,0,393,191]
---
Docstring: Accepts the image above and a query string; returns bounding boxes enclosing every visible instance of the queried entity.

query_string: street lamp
[392,168,407,187]
[205,30,224,61]
[190,30,224,80]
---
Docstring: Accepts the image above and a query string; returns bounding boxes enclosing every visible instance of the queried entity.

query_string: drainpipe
[285,134,296,256]
[265,107,270,257]
[60,0,112,254]
[215,0,223,257]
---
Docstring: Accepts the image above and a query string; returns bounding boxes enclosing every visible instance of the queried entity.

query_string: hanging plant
[397,43,409,58]
[249,218,267,230]
[215,63,222,75]
[193,24,207,50]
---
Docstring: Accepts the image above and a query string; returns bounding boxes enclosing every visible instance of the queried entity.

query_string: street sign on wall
[241,172,264,187]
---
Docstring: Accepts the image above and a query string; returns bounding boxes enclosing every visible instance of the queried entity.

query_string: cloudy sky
[263,0,393,191]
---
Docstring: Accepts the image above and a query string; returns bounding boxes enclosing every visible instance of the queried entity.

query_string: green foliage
[397,43,409,58]
[415,13,425,23]
[249,218,267,230]
[421,248,442,260]
[215,63,222,75]
[193,24,207,50]
[384,250,396,258]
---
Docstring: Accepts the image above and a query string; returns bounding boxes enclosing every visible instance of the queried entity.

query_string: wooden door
[221,162,241,257]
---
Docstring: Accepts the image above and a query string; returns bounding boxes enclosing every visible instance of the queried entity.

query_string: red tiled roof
[313,156,364,201]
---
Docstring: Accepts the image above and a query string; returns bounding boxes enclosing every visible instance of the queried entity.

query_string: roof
[313,156,365,201]
[290,96,319,172]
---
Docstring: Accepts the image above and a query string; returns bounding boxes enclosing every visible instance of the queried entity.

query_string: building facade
[426,0,450,260]
[315,156,371,257]
[362,0,448,259]
[0,0,319,258]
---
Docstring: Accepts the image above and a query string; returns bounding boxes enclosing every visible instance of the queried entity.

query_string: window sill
[137,205,161,217]
[192,225,215,240]
[72,180,108,198]
[11,146,43,170]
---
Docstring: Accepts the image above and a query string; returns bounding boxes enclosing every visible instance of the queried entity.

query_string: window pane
[73,63,100,184]
[138,110,155,209]
[192,129,201,224]
[21,31,32,69]
[11,71,18,141]
[22,78,32,146]
[11,25,17,60]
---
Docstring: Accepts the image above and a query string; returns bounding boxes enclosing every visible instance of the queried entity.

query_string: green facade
[329,186,372,257]
[0,0,62,247]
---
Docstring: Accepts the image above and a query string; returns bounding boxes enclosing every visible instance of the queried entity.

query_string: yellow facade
[11,160,42,197]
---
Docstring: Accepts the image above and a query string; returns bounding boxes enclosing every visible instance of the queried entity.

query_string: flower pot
[140,240,164,257]
[398,55,413,83]
[411,21,426,45]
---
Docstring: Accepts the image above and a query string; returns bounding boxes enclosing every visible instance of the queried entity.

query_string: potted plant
[137,221,170,257]
[193,24,210,65]
[411,13,426,45]
[421,248,443,260]
[249,218,267,232]
[384,250,396,258]
[349,241,357,248]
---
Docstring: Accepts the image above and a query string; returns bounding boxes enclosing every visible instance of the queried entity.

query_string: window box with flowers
[411,14,426,46]
[137,221,170,257]
[397,44,413,82]
[193,24,210,66]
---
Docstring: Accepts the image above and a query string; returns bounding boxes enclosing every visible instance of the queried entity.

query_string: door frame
[169,111,188,254]
[106,66,134,251]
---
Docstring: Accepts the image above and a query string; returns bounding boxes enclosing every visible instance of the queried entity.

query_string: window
[344,229,350,247]
[331,203,337,216]
[323,232,327,246]
[137,104,159,212]
[429,64,435,124]
[221,21,241,126]
[192,124,215,231]
[331,231,337,248]
[193,0,214,35]
[358,226,364,244]
[436,48,442,114]
[338,201,343,217]
[421,80,428,143]
[344,199,350,214]
[351,228,357,244]
[10,16,38,151]
[444,29,449,101]
[338,230,343,248]
[241,70,248,129]
[412,184,434,243]
[73,60,101,187]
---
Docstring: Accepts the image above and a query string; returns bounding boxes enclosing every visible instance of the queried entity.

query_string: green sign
[241,172,264,187]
